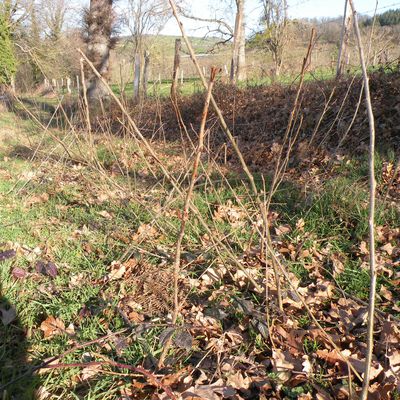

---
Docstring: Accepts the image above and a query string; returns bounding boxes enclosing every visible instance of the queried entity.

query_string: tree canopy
[364,8,400,26]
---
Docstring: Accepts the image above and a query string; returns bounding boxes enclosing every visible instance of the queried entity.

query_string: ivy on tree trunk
[0,8,17,86]
[84,0,115,100]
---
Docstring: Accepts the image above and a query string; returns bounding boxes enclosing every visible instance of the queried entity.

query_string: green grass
[110,77,205,99]
[0,115,169,398]
[245,66,337,88]
[0,105,399,398]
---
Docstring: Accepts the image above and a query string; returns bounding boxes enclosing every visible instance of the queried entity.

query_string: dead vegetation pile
[128,70,400,168]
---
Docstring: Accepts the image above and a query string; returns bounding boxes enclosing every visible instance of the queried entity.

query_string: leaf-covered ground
[0,91,400,400]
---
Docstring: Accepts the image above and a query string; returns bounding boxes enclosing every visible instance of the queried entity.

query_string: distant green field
[114,35,223,60]
[26,63,392,107]
[110,77,206,99]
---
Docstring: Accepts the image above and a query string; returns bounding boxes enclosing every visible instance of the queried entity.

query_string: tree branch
[176,4,234,36]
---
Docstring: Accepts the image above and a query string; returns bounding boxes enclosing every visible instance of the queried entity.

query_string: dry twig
[158,68,219,367]
[348,1,378,398]
[77,47,264,294]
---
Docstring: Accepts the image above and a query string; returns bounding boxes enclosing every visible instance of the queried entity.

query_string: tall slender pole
[133,53,141,101]
[143,50,150,99]
[171,39,181,100]
[348,1,377,399]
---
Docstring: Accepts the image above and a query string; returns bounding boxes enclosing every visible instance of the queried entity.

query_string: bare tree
[83,0,115,100]
[124,0,169,55]
[258,0,289,77]
[336,0,352,78]
[178,0,247,84]
[2,0,32,29]
[26,2,43,84]
[123,0,170,99]
[41,0,66,42]
[231,0,246,83]
[13,0,83,90]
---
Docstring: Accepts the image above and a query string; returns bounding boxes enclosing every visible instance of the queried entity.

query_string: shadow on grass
[6,97,77,130]
[0,293,39,399]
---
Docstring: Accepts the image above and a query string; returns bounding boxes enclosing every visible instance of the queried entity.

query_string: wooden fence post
[133,53,141,101]
[171,38,182,100]
[143,50,150,98]
[66,77,72,94]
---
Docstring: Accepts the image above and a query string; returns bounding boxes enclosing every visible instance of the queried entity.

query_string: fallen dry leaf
[296,218,305,231]
[226,371,251,390]
[275,224,291,236]
[80,364,102,381]
[330,253,345,278]
[0,249,16,262]
[107,261,126,281]
[70,273,85,287]
[380,285,393,301]
[97,210,113,220]
[214,200,246,227]
[12,267,28,279]
[35,261,58,278]
[201,265,227,286]
[26,193,49,207]
[40,316,66,338]
[317,349,383,380]
[132,223,158,241]
[360,241,369,255]
[0,305,17,325]
[381,242,394,256]
[272,349,301,383]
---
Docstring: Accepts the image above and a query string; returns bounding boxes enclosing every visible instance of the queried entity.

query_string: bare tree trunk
[337,0,349,76]
[10,75,16,93]
[171,38,181,99]
[230,0,246,84]
[86,0,114,100]
[274,55,283,78]
[337,0,352,78]
[237,14,246,81]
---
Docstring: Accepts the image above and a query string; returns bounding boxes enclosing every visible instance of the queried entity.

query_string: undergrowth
[0,101,399,399]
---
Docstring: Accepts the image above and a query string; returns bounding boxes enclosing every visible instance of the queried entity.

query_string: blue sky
[160,0,400,36]
[287,0,398,19]
[72,0,400,35]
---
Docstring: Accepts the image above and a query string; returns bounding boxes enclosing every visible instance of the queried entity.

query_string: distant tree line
[364,8,400,26]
